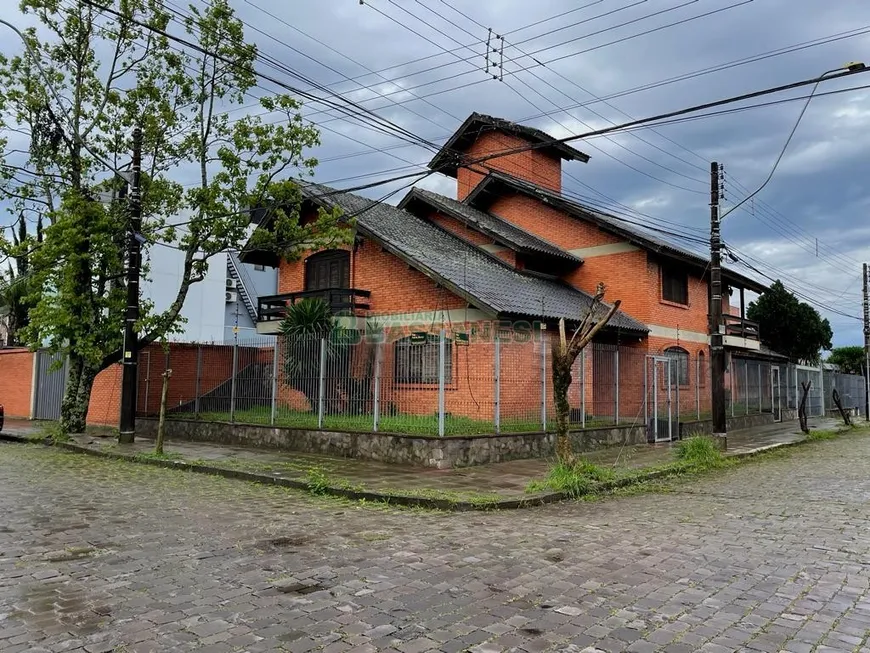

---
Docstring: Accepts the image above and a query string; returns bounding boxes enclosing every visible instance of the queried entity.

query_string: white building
[144,245,277,345]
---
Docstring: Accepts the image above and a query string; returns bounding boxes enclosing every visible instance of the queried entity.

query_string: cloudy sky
[4,0,870,346]
[226,0,869,346]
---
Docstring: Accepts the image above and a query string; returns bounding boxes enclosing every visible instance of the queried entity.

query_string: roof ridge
[467,171,766,293]
[402,186,580,263]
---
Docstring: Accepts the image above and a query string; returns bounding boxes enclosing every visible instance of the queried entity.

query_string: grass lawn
[186,408,540,436]
[178,408,633,436]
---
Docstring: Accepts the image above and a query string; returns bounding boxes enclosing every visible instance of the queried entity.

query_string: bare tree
[551,283,621,462]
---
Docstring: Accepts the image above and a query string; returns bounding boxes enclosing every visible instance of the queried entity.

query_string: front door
[771,366,782,422]
[646,356,674,442]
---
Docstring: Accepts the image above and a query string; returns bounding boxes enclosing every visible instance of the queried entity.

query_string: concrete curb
[0,428,848,511]
[0,432,566,511]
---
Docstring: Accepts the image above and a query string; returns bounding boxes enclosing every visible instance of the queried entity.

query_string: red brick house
[242,113,770,437]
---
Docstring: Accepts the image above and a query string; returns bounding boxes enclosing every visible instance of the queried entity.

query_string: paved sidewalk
[2,417,846,503]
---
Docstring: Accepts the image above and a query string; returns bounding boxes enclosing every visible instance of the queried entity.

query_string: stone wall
[679,412,776,438]
[137,418,648,469]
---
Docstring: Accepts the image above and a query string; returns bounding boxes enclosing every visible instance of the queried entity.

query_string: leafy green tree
[827,346,865,375]
[0,0,349,433]
[747,280,833,364]
[0,214,42,345]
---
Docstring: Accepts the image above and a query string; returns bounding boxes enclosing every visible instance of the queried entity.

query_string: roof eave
[354,222,502,318]
[402,188,581,265]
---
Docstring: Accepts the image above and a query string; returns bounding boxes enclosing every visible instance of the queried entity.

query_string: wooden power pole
[119,127,143,443]
[710,161,727,437]
[863,262,869,420]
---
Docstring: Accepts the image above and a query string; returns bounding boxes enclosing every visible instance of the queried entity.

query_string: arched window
[665,347,690,386]
[698,351,706,386]
[395,334,453,384]
[304,250,350,292]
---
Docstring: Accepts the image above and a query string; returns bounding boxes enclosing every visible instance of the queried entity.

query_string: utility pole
[863,263,869,420]
[119,127,143,443]
[710,161,727,438]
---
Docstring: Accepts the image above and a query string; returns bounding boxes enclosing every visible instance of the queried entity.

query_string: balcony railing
[257,288,371,322]
[723,315,760,340]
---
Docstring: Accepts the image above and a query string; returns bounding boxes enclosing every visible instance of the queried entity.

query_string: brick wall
[135,342,272,417]
[457,131,562,199]
[278,239,469,319]
[0,348,34,418]
[488,194,621,251]
[87,365,122,426]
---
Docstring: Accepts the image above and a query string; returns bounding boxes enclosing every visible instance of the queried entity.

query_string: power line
[303,0,752,123]
[302,21,870,139]
[368,0,709,197]
[84,0,442,155]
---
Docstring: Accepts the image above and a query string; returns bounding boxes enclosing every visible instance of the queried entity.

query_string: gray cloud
[3,0,867,346]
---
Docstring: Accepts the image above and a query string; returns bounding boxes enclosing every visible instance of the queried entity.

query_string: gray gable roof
[428,113,590,178]
[250,182,646,333]
[466,171,768,294]
[398,187,581,264]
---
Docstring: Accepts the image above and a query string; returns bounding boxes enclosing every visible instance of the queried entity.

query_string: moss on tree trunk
[60,357,97,434]
[552,346,574,462]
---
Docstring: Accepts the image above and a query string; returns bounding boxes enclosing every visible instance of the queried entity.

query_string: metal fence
[136,333,865,437]
[824,369,866,411]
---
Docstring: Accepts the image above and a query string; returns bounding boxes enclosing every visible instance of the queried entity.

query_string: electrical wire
[374,0,710,196]
[720,67,852,220]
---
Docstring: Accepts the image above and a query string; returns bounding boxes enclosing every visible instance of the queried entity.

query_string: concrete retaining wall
[137,418,648,468]
[679,412,776,438]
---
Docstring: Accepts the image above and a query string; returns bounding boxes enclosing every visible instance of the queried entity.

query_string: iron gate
[646,356,675,442]
[33,350,68,420]
[771,365,782,422]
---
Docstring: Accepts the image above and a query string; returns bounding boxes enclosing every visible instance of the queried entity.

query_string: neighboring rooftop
[466,171,768,294]
[399,186,581,265]
[428,112,591,178]
[243,182,646,333]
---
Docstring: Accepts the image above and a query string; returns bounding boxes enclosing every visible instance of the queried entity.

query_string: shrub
[528,458,615,497]
[675,435,723,468]
[305,466,331,495]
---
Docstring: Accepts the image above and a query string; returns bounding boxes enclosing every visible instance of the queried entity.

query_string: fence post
[229,340,238,422]
[744,360,749,415]
[758,362,762,413]
[581,348,586,429]
[696,356,701,420]
[540,333,547,431]
[373,341,382,432]
[143,352,152,418]
[438,328,446,437]
[270,342,278,426]
[730,356,735,417]
[794,365,800,410]
[819,363,825,417]
[493,336,501,434]
[193,345,202,417]
[317,338,326,429]
[614,347,620,425]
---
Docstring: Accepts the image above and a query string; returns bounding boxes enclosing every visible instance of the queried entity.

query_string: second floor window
[661,265,689,305]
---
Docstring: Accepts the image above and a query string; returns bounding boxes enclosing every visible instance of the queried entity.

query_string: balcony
[723,315,760,339]
[257,288,372,323]
[722,315,761,350]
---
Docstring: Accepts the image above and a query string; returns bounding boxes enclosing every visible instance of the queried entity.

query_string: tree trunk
[552,348,574,463]
[60,356,84,434]
[60,358,97,434]
[155,369,172,455]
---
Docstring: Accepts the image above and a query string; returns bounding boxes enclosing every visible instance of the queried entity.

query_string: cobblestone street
[3,435,870,653]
